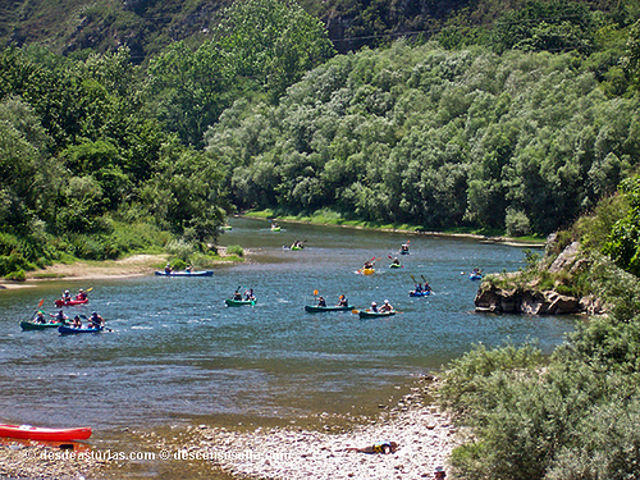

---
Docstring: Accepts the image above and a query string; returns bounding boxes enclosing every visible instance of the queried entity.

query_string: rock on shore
[179,380,458,480]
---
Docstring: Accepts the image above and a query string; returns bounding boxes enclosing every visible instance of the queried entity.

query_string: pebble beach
[173,375,459,480]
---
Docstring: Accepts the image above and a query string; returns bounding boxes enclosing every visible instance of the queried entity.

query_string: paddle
[31,299,45,321]
[410,274,417,284]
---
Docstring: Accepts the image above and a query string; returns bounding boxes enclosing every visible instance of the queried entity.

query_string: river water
[0,218,572,444]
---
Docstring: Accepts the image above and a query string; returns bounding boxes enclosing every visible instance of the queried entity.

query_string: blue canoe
[154,270,214,277]
[409,290,431,297]
[58,325,104,334]
[469,274,482,280]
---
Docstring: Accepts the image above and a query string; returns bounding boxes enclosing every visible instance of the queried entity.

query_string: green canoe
[304,305,353,313]
[358,310,396,319]
[389,264,402,269]
[225,299,256,307]
[20,320,66,331]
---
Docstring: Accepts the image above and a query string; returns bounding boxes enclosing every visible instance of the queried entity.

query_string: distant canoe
[155,270,213,277]
[358,310,396,318]
[20,320,66,331]
[409,290,430,297]
[304,305,352,313]
[225,299,256,307]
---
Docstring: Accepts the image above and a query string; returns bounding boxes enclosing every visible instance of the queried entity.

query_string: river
[0,218,572,475]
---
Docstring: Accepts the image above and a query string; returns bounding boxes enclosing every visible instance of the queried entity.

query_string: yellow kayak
[356,268,375,275]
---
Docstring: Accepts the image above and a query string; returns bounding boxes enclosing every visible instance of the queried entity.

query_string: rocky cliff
[474,239,605,316]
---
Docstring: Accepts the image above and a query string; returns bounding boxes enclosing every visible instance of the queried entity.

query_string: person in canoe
[424,281,432,293]
[186,265,193,273]
[35,311,47,324]
[233,290,243,301]
[62,290,72,302]
[51,310,68,324]
[391,257,401,266]
[76,288,87,301]
[363,259,375,270]
[244,288,255,301]
[400,243,409,254]
[72,315,82,328]
[337,295,349,307]
[164,263,172,274]
[370,301,378,313]
[89,311,105,328]
[317,296,327,307]
[379,300,394,313]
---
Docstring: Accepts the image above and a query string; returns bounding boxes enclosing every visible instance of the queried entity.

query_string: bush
[226,245,244,257]
[505,209,531,237]
[170,258,187,270]
[4,269,26,281]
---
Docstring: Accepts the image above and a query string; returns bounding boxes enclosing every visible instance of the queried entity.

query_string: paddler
[317,296,327,307]
[370,301,378,313]
[72,315,82,328]
[35,311,46,324]
[337,295,348,307]
[62,289,71,302]
[400,243,409,254]
[76,288,87,300]
[51,310,68,324]
[379,299,394,313]
[244,288,255,301]
[233,290,242,301]
[89,311,105,328]
[164,263,172,274]
[392,257,400,266]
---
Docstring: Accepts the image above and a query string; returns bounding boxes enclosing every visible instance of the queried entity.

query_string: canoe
[220,225,233,231]
[0,424,91,441]
[291,246,303,251]
[58,325,104,334]
[154,270,214,277]
[359,310,396,318]
[304,305,353,313]
[469,274,483,281]
[20,320,66,331]
[389,264,402,269]
[355,268,375,275]
[270,227,281,232]
[225,299,256,307]
[409,291,431,297]
[400,251,410,255]
[54,298,88,307]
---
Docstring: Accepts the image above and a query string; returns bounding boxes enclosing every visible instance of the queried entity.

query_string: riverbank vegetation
[440,176,640,479]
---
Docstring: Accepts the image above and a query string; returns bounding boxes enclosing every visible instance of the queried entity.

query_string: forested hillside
[207,43,640,234]
[3,0,637,61]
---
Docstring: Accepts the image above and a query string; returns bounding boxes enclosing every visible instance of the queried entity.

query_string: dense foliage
[440,246,640,479]
[146,0,334,146]
[206,42,640,234]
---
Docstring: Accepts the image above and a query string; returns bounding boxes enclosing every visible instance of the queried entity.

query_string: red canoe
[0,424,92,441]
[54,298,89,307]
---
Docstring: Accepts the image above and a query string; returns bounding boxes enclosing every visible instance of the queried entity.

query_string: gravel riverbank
[0,442,104,479]
[167,376,459,480]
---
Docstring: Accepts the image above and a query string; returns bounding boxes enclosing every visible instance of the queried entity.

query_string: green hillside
[3,0,638,61]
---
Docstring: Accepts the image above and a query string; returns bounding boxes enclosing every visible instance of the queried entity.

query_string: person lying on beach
[345,441,398,454]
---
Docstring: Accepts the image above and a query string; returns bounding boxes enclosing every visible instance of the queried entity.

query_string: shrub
[226,245,244,257]
[4,269,26,281]
[505,209,531,237]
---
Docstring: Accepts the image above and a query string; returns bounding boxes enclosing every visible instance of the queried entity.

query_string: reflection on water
[0,218,572,440]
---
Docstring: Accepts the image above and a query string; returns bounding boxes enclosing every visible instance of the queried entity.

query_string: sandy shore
[150,375,459,480]
[0,249,246,290]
